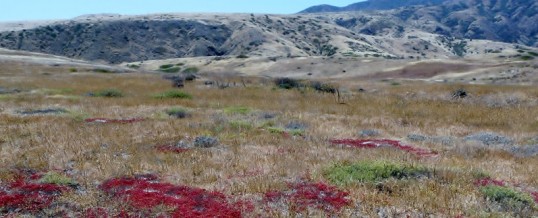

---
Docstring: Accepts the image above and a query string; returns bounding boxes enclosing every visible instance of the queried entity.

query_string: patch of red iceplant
[84,118,145,124]
[531,191,538,204]
[264,180,351,214]
[330,139,439,157]
[99,174,252,217]
[473,177,506,187]
[0,170,71,213]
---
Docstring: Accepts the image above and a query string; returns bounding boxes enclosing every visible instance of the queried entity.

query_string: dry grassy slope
[0,12,533,64]
[131,52,538,85]
[0,48,130,72]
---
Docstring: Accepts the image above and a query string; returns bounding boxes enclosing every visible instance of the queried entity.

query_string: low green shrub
[480,185,534,209]
[310,81,337,93]
[92,89,124,97]
[39,172,77,186]
[159,64,175,69]
[154,90,192,99]
[274,77,301,89]
[223,106,251,115]
[324,161,432,186]
[165,107,190,118]
[229,120,253,130]
[40,88,73,95]
[127,64,140,69]
[93,69,113,73]
[267,127,304,136]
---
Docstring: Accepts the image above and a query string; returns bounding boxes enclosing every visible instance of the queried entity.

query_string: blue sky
[1,0,362,22]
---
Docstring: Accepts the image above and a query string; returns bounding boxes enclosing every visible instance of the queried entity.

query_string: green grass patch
[39,172,77,186]
[267,127,286,134]
[69,111,91,122]
[158,67,181,73]
[229,120,253,130]
[324,161,432,186]
[39,88,74,95]
[223,106,251,115]
[480,186,534,209]
[127,64,140,69]
[182,67,199,74]
[92,89,124,98]
[0,95,11,100]
[258,121,275,128]
[154,90,193,99]
[267,127,304,136]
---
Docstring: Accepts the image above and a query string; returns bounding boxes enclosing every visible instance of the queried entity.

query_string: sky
[0,0,362,22]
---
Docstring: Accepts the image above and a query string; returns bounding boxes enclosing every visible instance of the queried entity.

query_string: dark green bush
[310,81,337,93]
[92,89,124,97]
[480,185,534,209]
[274,77,301,89]
[93,69,113,73]
[165,107,190,118]
[154,90,192,99]
[521,55,534,60]
[159,64,175,69]
[127,64,140,69]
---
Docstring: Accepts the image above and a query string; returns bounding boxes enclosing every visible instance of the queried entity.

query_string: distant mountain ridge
[301,0,538,46]
[300,0,445,13]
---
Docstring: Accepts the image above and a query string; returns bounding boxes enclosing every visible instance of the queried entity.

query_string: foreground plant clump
[264,180,352,215]
[0,170,74,214]
[324,161,432,186]
[99,174,251,217]
[474,177,538,212]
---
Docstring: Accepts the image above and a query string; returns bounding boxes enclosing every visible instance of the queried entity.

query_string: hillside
[302,0,538,47]
[0,12,530,64]
[301,0,444,13]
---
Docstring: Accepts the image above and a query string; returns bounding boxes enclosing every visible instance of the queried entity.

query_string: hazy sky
[1,0,362,22]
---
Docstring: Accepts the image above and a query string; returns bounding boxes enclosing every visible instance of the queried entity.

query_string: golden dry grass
[0,61,537,217]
